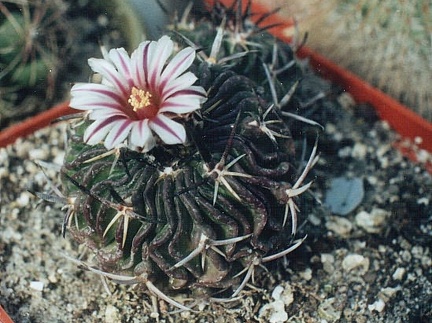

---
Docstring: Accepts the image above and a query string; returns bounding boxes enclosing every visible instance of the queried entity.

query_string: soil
[1,1,431,323]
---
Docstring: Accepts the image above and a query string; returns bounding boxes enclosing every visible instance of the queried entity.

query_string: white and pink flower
[70,36,206,152]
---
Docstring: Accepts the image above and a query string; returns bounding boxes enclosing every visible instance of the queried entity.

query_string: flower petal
[71,83,125,104]
[149,114,186,145]
[70,95,123,111]
[88,58,130,97]
[130,119,155,151]
[160,72,198,101]
[131,41,151,89]
[159,47,195,87]
[148,36,173,89]
[159,96,202,114]
[89,108,128,120]
[83,117,119,145]
[103,119,134,149]
[108,47,133,87]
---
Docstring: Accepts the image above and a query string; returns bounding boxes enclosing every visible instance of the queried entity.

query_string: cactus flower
[70,36,206,152]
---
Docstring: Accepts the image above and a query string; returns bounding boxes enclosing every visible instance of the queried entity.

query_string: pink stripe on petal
[84,116,121,145]
[159,100,201,114]
[149,36,173,89]
[130,119,152,147]
[89,108,128,120]
[71,92,122,106]
[144,41,157,88]
[160,72,197,100]
[109,48,132,85]
[131,42,148,88]
[173,87,207,98]
[159,47,195,88]
[72,84,125,103]
[149,114,186,145]
[134,42,152,89]
[104,119,134,149]
[88,58,130,97]
[70,99,124,112]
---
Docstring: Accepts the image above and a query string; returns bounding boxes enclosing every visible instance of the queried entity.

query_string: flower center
[128,86,153,112]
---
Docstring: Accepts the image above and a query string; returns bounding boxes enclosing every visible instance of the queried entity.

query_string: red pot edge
[0,304,14,323]
[0,101,76,148]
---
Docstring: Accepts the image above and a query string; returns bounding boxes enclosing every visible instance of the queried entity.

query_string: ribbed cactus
[58,0,319,309]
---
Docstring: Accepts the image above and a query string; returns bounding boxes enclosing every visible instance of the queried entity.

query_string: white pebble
[342,254,369,274]
[351,142,367,159]
[325,216,353,237]
[392,267,405,281]
[30,281,44,291]
[272,285,284,300]
[368,298,385,313]
[355,208,389,233]
[380,286,400,301]
[16,191,31,207]
[28,148,49,160]
[321,254,335,274]
[104,305,120,323]
[299,268,313,281]
[318,297,341,321]
[417,197,429,206]
[259,285,294,323]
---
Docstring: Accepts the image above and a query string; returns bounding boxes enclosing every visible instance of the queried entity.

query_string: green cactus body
[63,65,298,294]
[60,0,318,304]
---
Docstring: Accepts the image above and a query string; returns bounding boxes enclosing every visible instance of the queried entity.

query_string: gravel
[1,90,431,322]
[1,1,431,321]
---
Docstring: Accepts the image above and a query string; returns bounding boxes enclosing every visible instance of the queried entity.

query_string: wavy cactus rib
[58,0,321,306]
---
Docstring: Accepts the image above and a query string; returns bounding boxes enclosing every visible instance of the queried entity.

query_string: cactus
[0,0,69,123]
[55,0,323,309]
[269,0,432,121]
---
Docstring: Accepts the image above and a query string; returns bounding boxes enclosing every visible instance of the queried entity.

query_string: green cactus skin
[63,64,299,295]
[59,0,321,305]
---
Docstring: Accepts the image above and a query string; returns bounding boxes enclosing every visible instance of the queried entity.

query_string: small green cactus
[54,0,323,310]
[0,0,69,123]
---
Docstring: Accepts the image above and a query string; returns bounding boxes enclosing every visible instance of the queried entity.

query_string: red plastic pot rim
[0,101,76,148]
[0,304,14,323]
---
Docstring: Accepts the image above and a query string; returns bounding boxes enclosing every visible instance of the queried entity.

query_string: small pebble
[351,142,367,159]
[321,254,335,274]
[355,208,389,233]
[16,191,31,207]
[325,216,353,237]
[368,298,385,313]
[29,281,44,292]
[379,287,400,301]
[392,267,405,281]
[28,148,49,160]
[342,254,369,274]
[299,268,312,281]
[259,285,293,323]
[104,305,120,323]
[318,297,342,321]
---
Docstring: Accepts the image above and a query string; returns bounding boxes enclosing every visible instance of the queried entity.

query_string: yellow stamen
[128,86,152,112]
